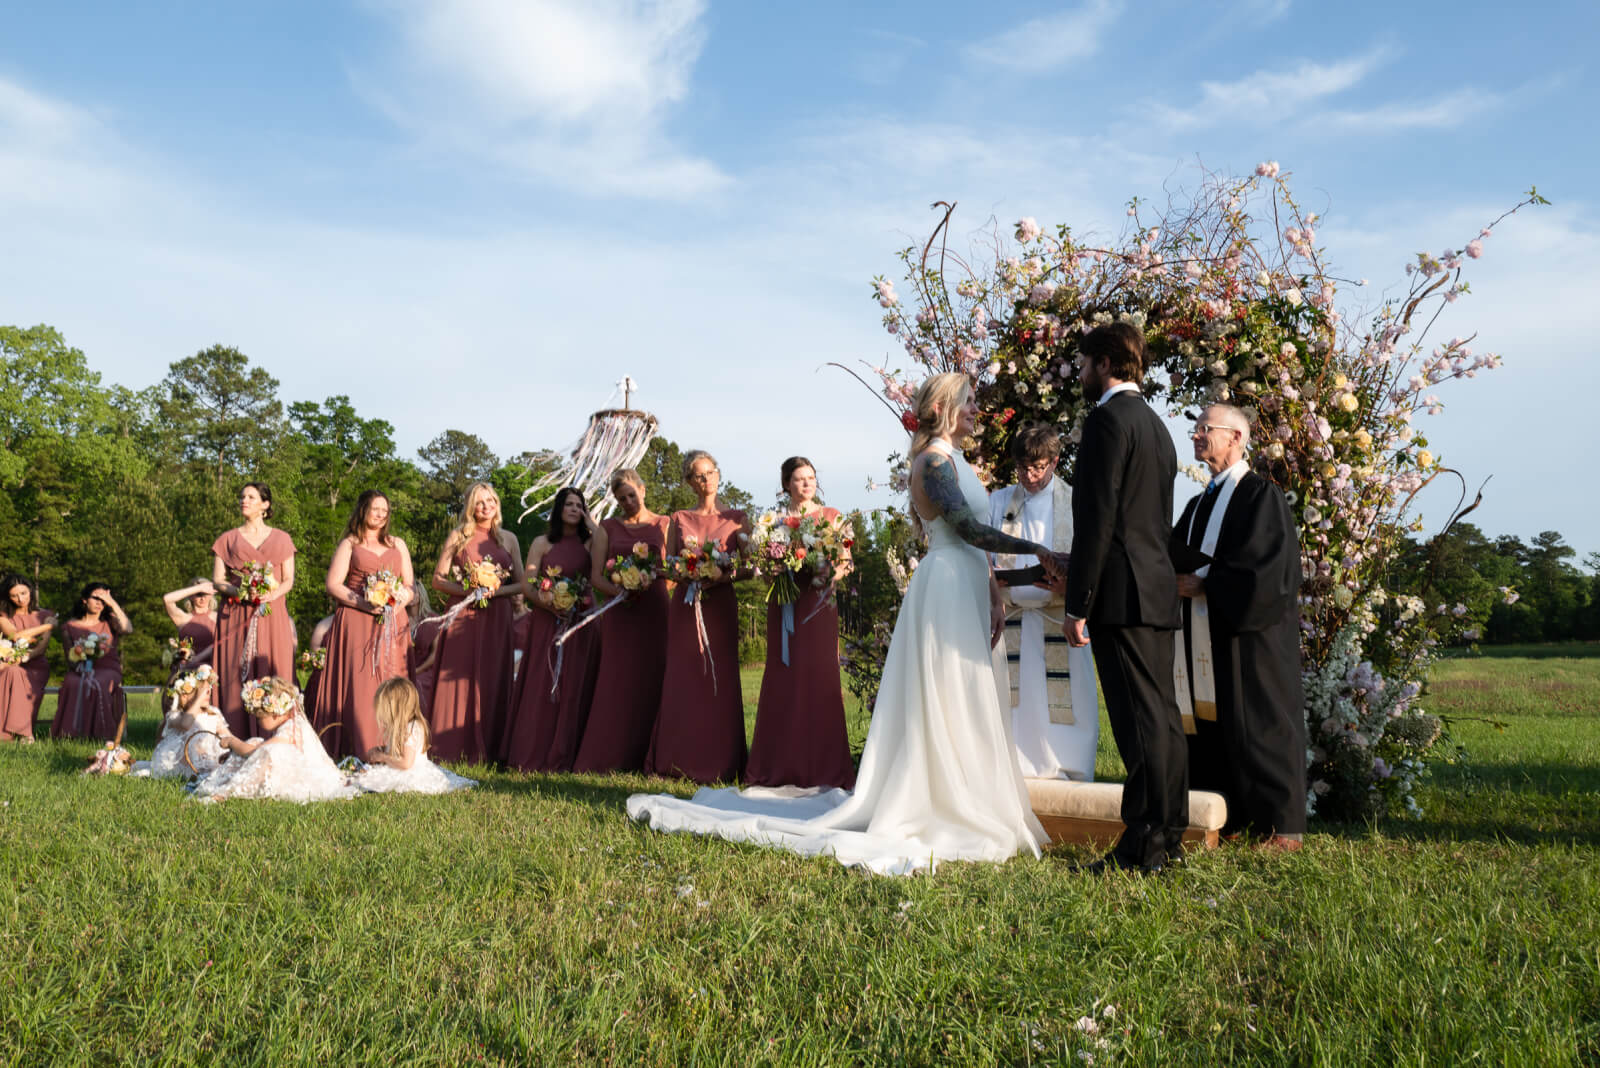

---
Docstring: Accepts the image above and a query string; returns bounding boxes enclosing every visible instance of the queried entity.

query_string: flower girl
[192,676,358,803]
[134,665,227,779]
[351,677,475,795]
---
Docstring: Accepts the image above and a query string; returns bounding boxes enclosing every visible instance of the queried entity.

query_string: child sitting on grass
[352,677,475,795]
[192,676,357,803]
[136,665,226,780]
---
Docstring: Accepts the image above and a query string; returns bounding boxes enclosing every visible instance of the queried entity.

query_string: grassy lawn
[2,657,1597,1065]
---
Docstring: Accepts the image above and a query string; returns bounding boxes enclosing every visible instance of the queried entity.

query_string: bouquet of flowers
[299,647,327,672]
[67,631,111,665]
[161,635,195,669]
[749,511,852,605]
[452,558,509,609]
[235,561,279,615]
[336,755,369,774]
[663,535,736,593]
[0,635,31,667]
[605,541,659,594]
[538,567,590,616]
[83,741,132,776]
[363,569,404,622]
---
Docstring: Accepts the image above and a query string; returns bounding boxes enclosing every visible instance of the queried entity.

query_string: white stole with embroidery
[1173,461,1248,734]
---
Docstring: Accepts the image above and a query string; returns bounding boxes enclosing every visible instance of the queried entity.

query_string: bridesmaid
[406,585,443,720]
[745,457,858,790]
[645,450,750,784]
[302,614,333,726]
[52,582,131,740]
[504,487,604,773]
[573,469,671,773]
[160,577,218,684]
[0,574,54,742]
[428,481,523,764]
[212,482,298,737]
[316,490,416,758]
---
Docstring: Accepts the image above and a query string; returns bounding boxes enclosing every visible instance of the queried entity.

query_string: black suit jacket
[1065,389,1180,628]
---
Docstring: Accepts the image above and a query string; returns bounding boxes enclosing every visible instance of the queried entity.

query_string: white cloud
[1151,47,1389,128]
[965,0,1122,72]
[356,0,727,198]
[1322,88,1505,132]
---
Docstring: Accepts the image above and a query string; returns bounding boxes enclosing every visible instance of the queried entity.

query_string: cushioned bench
[1026,779,1229,849]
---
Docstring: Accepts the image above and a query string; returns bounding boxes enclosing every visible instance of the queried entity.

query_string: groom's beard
[1080,368,1105,402]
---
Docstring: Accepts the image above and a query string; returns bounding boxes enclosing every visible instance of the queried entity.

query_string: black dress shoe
[1072,852,1153,876]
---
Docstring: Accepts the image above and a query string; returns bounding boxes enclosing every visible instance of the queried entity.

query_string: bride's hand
[989,594,1006,648]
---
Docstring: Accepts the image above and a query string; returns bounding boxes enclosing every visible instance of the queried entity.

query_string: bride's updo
[909,373,971,459]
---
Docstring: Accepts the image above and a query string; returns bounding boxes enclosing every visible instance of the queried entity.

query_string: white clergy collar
[1096,381,1141,406]
[1206,459,1250,492]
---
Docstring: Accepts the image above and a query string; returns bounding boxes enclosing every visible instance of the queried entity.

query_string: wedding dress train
[627,439,1046,875]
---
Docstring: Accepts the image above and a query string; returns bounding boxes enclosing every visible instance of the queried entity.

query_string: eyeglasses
[1195,423,1241,436]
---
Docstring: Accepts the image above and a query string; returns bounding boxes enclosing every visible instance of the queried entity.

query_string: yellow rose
[621,570,642,591]
[552,589,576,612]
[1354,429,1372,450]
[1416,450,1435,469]
[1338,392,1359,412]
[1333,373,1348,390]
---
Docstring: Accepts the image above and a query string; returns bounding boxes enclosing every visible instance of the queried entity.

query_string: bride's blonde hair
[909,373,971,459]
[373,677,429,758]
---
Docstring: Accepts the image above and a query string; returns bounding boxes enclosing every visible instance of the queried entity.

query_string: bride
[627,373,1060,874]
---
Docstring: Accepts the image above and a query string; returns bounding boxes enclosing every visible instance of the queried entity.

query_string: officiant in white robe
[988,425,1100,780]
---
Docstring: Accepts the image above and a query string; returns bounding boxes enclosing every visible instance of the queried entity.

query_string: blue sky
[3,0,1597,559]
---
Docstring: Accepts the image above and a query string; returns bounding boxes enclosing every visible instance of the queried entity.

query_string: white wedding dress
[628,438,1047,875]
[191,712,359,804]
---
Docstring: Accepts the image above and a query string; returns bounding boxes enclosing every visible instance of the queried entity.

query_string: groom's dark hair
[1080,322,1145,382]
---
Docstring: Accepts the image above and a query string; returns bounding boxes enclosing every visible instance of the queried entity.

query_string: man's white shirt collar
[1096,381,1141,406]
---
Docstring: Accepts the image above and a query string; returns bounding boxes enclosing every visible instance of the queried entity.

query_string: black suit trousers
[1091,623,1189,865]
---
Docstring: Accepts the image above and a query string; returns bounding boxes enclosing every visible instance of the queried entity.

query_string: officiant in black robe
[1172,403,1306,847]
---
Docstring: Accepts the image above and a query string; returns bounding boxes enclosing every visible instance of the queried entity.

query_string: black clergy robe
[1171,471,1307,836]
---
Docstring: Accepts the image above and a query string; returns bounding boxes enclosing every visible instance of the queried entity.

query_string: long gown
[352,721,476,794]
[191,711,359,804]
[52,620,126,741]
[746,508,857,790]
[409,617,443,718]
[628,440,1048,875]
[0,612,50,740]
[135,704,228,780]
[213,528,298,737]
[166,616,217,688]
[503,536,600,773]
[428,529,516,764]
[645,508,749,784]
[315,543,413,759]
[573,516,671,773]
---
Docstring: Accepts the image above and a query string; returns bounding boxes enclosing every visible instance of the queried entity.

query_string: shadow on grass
[1432,761,1600,797]
[1440,641,1600,660]
[470,770,699,811]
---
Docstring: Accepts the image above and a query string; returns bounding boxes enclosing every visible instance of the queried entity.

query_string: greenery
[2,654,1596,1064]
[0,324,765,681]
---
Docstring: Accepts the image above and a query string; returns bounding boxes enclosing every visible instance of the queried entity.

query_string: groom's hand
[1063,616,1089,647]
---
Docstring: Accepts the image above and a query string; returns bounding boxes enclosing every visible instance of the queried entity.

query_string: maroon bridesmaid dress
[316,543,413,759]
[408,616,444,719]
[645,508,748,784]
[503,535,600,773]
[746,508,857,789]
[0,612,50,740]
[166,615,217,688]
[52,620,126,741]
[573,516,671,773]
[429,529,516,764]
[212,527,298,737]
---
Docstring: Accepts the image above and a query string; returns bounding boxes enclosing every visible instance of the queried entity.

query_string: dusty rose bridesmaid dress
[645,509,748,784]
[166,615,217,688]
[52,620,125,741]
[0,612,50,740]
[408,616,444,719]
[213,527,298,737]
[503,535,600,773]
[746,509,857,789]
[316,543,412,759]
[573,516,671,773]
[429,529,516,764]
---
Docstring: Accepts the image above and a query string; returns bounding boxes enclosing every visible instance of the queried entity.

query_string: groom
[1062,322,1187,874]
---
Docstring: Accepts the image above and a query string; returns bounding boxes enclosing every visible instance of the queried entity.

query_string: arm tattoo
[921,453,1046,557]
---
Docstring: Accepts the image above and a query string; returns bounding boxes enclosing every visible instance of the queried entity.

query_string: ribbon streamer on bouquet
[553,593,624,650]
[239,603,265,684]
[71,659,102,736]
[780,602,795,667]
[370,607,398,677]
[682,581,719,695]
[417,586,492,675]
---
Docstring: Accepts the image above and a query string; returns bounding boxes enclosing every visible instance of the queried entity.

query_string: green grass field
[2,655,1597,1065]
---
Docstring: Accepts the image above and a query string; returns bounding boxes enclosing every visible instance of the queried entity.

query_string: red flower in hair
[899,410,919,433]
[1000,407,1017,424]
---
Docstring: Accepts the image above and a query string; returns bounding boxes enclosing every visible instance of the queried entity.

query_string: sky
[3,0,1597,561]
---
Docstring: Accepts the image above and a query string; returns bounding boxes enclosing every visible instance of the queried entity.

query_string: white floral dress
[352,722,476,795]
[191,712,359,803]
[134,706,228,780]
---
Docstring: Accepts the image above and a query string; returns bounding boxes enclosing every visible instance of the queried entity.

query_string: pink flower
[1014,217,1041,243]
[1465,239,1484,259]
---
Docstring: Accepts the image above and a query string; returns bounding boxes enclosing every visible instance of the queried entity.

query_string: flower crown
[169,664,215,701]
[241,677,301,718]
